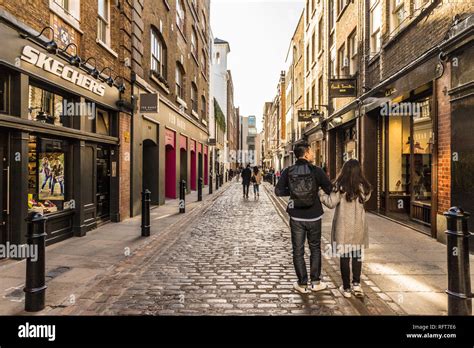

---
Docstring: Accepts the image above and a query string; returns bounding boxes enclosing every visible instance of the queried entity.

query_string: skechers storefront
[0,19,123,249]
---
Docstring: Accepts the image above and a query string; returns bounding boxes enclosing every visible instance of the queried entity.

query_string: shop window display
[28,85,74,128]
[28,135,71,214]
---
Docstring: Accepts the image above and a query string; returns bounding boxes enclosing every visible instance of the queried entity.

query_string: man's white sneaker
[352,283,364,297]
[310,282,328,292]
[293,283,310,294]
[339,285,352,298]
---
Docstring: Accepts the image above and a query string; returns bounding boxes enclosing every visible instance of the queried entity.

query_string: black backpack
[288,164,318,208]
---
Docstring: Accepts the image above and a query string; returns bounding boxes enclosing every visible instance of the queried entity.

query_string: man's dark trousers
[289,219,322,285]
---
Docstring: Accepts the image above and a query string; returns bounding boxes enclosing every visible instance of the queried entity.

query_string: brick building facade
[129,0,211,215]
[0,0,134,247]
[268,0,474,243]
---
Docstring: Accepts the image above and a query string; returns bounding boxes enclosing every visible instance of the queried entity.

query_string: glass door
[96,146,111,222]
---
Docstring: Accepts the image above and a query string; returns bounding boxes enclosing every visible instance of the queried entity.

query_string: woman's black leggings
[340,250,362,290]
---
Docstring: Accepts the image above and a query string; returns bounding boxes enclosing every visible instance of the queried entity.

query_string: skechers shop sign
[20,45,106,96]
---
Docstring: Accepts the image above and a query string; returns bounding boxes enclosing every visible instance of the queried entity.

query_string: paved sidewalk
[0,182,229,315]
[265,182,474,315]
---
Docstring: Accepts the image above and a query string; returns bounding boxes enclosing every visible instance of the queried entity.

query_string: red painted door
[190,150,197,191]
[165,130,176,199]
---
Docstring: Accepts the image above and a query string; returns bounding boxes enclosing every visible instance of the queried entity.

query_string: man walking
[275,143,333,294]
[241,164,252,199]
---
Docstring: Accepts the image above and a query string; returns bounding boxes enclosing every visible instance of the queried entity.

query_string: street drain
[45,266,71,282]
[3,266,72,302]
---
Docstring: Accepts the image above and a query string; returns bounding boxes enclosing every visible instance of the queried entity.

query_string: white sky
[211,0,305,132]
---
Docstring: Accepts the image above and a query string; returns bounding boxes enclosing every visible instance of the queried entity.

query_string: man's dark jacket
[275,159,333,219]
[241,167,252,185]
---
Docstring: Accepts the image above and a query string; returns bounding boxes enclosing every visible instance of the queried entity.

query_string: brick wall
[141,0,210,126]
[436,63,451,214]
[380,1,473,81]
[119,112,131,219]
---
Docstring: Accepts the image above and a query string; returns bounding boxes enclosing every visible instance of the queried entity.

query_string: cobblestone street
[69,182,366,316]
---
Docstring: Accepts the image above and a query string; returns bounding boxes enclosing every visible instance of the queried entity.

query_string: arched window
[176,0,185,33]
[151,28,167,80]
[191,82,198,113]
[201,49,207,75]
[215,52,220,64]
[175,62,185,99]
[191,28,198,58]
[201,96,207,121]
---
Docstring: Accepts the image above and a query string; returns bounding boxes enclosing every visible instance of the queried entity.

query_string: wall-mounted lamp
[82,57,100,79]
[99,67,115,87]
[20,26,58,54]
[59,43,81,67]
[114,75,126,93]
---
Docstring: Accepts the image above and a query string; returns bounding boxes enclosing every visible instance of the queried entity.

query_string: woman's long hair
[333,159,372,203]
[253,166,259,175]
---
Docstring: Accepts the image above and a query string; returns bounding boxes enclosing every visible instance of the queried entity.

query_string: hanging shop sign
[20,45,106,96]
[329,79,357,98]
[140,93,159,113]
[298,110,314,122]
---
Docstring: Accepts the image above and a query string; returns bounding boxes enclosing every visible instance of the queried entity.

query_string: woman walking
[251,166,263,199]
[319,159,372,298]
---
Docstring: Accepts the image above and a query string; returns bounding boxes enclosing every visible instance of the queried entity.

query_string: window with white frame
[176,0,185,33]
[151,28,167,80]
[176,63,185,99]
[390,0,406,34]
[54,0,69,10]
[97,0,110,45]
[370,0,382,55]
[338,44,346,76]
[348,29,357,74]
[50,0,80,28]
[318,17,323,53]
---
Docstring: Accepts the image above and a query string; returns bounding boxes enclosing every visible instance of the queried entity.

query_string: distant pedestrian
[275,143,332,294]
[319,159,372,298]
[241,164,252,199]
[251,166,262,199]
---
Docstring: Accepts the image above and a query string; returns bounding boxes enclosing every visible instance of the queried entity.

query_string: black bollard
[209,175,213,195]
[444,207,472,316]
[179,180,186,214]
[141,189,151,237]
[273,174,277,186]
[198,177,203,202]
[225,172,228,183]
[24,212,47,312]
[216,174,219,191]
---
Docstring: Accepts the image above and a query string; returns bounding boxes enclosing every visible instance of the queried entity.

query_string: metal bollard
[141,189,151,237]
[444,207,472,316]
[179,180,186,214]
[216,174,219,191]
[273,174,277,186]
[209,175,213,195]
[198,177,203,202]
[24,212,47,312]
[225,172,228,183]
